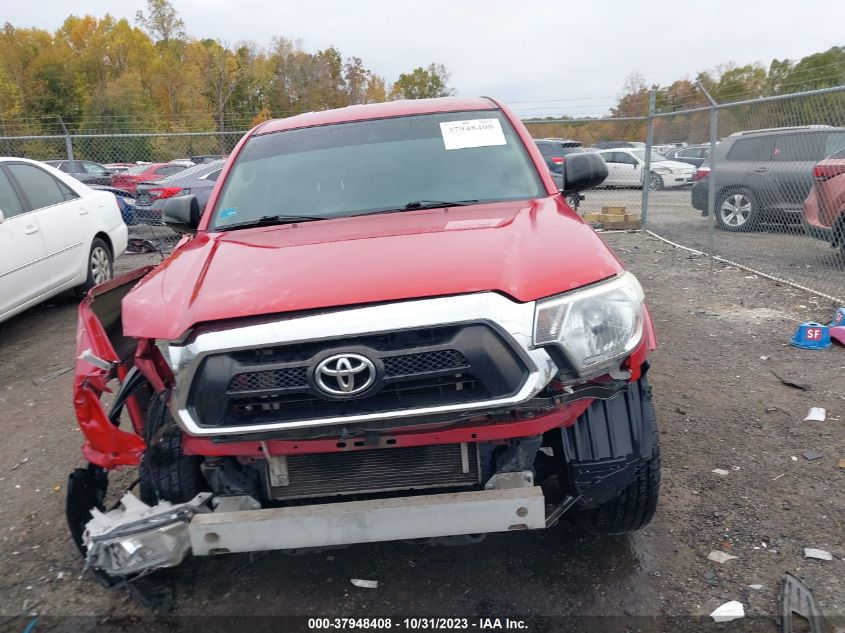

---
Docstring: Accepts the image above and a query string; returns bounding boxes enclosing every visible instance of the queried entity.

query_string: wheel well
[93,232,113,257]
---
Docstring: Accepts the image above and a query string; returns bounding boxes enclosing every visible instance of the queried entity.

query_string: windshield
[211,110,544,230]
[162,160,224,181]
[632,150,669,163]
[124,163,152,175]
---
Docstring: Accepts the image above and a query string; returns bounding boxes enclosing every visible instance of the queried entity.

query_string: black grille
[229,367,308,393]
[189,323,529,429]
[383,349,469,377]
[268,443,480,500]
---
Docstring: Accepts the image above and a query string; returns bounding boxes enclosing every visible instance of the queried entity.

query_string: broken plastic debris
[804,407,826,422]
[350,579,379,589]
[710,600,745,623]
[708,550,738,564]
[712,468,730,476]
[748,584,763,590]
[804,548,833,561]
[803,451,822,461]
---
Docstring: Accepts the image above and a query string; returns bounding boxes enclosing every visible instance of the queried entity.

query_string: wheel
[139,390,206,505]
[716,189,758,231]
[647,172,664,191]
[576,443,661,535]
[556,375,661,535]
[74,238,113,297]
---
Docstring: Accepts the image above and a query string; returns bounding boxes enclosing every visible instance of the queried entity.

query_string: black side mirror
[561,153,608,194]
[162,195,201,233]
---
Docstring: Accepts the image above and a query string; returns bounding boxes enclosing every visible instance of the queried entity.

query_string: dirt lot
[581,187,845,303]
[1,232,843,632]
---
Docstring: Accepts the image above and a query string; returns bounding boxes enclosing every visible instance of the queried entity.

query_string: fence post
[58,115,76,171]
[696,83,719,268]
[640,90,656,227]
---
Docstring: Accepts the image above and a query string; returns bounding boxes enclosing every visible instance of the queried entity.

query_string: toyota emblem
[314,353,376,397]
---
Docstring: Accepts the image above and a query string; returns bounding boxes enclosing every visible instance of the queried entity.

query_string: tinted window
[0,168,25,218]
[213,110,544,230]
[155,165,185,176]
[124,164,152,175]
[162,161,225,181]
[205,169,222,182]
[536,143,554,157]
[824,132,845,157]
[726,137,773,161]
[7,163,70,209]
[771,134,825,161]
[82,161,108,175]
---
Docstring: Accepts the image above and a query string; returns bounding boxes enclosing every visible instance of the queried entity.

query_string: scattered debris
[802,451,822,461]
[773,473,786,481]
[126,237,163,254]
[710,600,745,623]
[803,407,826,422]
[782,500,791,510]
[771,370,811,391]
[838,458,845,470]
[712,468,730,476]
[10,457,28,472]
[804,548,833,561]
[350,579,379,589]
[708,550,738,564]
[703,571,716,580]
[749,584,763,590]
[779,572,823,633]
[760,355,770,361]
[791,456,798,462]
[32,366,73,386]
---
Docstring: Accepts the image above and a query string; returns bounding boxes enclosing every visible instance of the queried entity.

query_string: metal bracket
[484,471,534,490]
[212,495,261,513]
[262,442,290,487]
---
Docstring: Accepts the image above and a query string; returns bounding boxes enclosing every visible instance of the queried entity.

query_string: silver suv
[691,125,845,231]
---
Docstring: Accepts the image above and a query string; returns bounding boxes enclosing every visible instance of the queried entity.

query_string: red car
[110,162,188,195]
[802,148,845,255]
[68,97,659,581]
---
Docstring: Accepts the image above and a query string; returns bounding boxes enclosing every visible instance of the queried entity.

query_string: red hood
[122,197,623,339]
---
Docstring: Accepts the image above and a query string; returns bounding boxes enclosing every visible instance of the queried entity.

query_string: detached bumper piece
[83,482,545,577]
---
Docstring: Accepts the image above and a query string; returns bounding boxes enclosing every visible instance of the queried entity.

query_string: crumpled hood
[122,197,623,339]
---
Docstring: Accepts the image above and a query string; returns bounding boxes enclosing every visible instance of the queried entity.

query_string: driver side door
[0,166,50,321]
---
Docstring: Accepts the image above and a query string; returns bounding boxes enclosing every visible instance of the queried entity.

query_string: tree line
[0,0,454,136]
[525,46,845,145]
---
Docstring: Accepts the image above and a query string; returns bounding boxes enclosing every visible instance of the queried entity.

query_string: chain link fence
[642,85,845,303]
[2,90,844,303]
[524,117,651,226]
[0,130,246,250]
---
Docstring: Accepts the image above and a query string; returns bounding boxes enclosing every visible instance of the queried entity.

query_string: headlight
[652,166,671,174]
[533,272,645,376]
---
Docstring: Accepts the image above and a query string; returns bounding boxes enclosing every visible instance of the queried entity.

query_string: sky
[5,0,845,117]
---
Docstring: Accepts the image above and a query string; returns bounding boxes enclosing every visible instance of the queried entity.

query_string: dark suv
[691,125,845,231]
[534,138,585,189]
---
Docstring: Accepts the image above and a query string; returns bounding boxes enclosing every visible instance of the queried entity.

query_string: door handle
[754,166,768,173]
[24,225,39,235]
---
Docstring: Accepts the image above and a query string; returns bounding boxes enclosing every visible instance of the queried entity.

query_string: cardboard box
[581,213,603,223]
[601,206,627,216]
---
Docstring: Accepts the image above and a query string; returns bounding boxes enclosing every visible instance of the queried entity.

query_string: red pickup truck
[68,97,659,580]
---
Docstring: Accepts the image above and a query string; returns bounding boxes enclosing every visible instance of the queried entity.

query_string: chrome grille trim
[166,292,557,436]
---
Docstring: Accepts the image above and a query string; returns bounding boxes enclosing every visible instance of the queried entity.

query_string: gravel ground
[580,187,845,303]
[0,232,843,632]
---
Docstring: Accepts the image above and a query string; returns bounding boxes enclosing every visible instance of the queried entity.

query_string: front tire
[139,391,206,505]
[647,172,664,191]
[556,375,661,535]
[74,238,113,297]
[716,189,758,231]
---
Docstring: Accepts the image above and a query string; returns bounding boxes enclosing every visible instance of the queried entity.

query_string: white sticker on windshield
[440,118,507,150]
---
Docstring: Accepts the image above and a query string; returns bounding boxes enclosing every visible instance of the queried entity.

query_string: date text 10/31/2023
[307,618,528,630]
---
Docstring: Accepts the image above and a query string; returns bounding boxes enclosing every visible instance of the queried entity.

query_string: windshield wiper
[219,214,326,230]
[403,199,478,210]
[352,200,480,218]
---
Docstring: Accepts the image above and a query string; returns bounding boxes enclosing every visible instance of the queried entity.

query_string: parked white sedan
[597,148,696,190]
[0,158,128,324]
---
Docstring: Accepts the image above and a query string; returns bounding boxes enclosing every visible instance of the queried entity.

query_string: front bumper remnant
[83,484,546,576]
